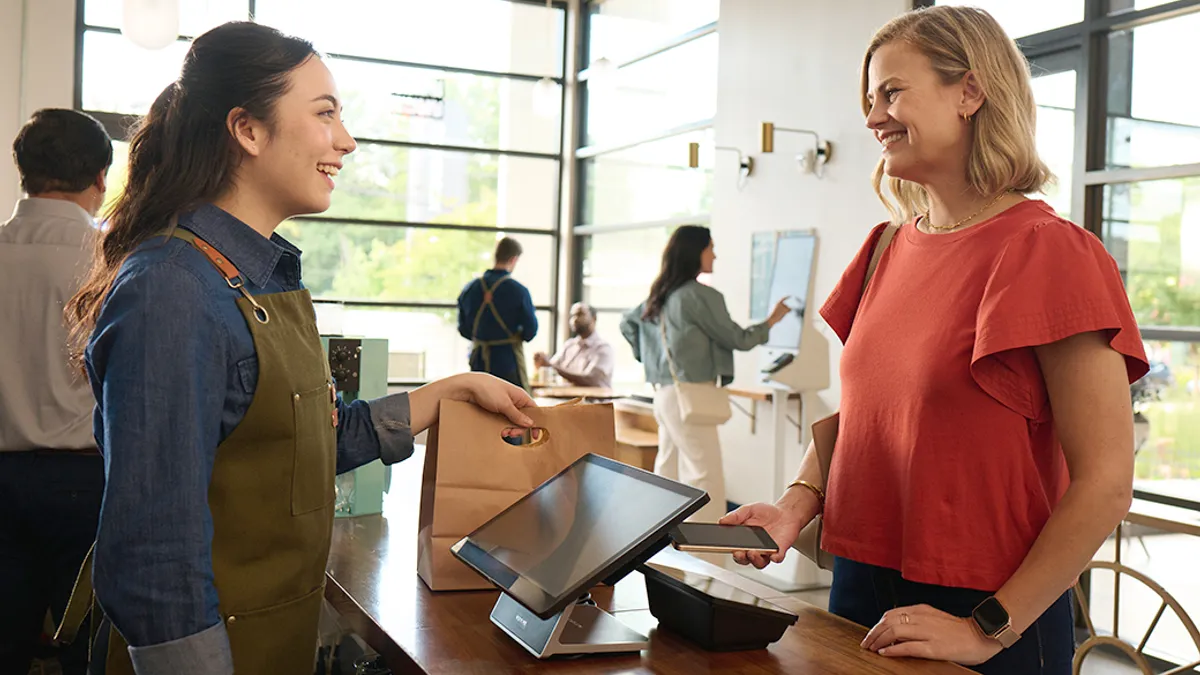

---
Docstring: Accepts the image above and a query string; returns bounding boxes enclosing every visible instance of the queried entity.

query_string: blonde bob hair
[861,6,1052,224]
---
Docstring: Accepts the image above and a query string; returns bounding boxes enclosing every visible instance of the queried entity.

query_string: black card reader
[761,352,795,375]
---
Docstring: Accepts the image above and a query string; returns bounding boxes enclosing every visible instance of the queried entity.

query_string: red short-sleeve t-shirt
[818,200,1148,592]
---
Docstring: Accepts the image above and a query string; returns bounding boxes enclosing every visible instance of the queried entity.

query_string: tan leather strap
[169,227,270,324]
[54,544,95,645]
[191,236,244,282]
[658,319,693,386]
[862,224,900,295]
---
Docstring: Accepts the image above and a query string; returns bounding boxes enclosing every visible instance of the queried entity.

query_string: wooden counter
[324,446,970,675]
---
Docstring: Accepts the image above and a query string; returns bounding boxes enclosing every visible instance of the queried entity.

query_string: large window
[574,1,719,384]
[935,0,1085,38]
[77,0,567,384]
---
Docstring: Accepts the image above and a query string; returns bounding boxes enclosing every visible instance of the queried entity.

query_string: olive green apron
[469,274,529,392]
[56,228,337,674]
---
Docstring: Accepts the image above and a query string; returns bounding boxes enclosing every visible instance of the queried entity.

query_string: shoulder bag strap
[861,224,899,295]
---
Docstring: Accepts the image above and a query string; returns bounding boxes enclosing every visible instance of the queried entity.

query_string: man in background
[457,237,538,392]
[0,108,112,675]
[534,302,614,389]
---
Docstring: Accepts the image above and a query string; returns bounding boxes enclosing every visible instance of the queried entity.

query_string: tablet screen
[453,454,707,618]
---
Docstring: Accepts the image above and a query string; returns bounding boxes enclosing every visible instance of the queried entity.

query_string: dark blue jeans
[0,451,104,675]
[829,556,1074,675]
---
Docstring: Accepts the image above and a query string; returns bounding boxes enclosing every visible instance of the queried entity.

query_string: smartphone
[669,523,779,555]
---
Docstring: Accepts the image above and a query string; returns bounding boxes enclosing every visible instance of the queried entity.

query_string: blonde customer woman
[721,7,1147,674]
[621,225,790,523]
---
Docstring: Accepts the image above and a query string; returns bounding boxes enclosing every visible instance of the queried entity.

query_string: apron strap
[471,275,519,339]
[168,227,271,324]
[54,543,95,645]
[469,276,523,374]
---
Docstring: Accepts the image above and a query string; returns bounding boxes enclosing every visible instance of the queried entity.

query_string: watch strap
[971,596,1022,649]
[993,625,1021,649]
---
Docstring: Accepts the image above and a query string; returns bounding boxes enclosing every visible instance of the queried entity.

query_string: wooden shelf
[615,427,658,448]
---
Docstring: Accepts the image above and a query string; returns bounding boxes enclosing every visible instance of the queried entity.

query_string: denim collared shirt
[86,204,413,674]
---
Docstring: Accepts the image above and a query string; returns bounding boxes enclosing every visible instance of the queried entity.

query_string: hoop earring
[961,112,972,122]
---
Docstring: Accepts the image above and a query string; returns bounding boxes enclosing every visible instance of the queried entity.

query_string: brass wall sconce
[687,142,754,189]
[761,122,833,178]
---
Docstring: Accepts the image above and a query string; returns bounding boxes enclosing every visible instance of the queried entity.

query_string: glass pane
[329,58,560,154]
[1103,177,1200,328]
[279,221,553,306]
[585,33,717,148]
[330,142,558,229]
[1108,0,1182,14]
[81,30,189,115]
[1091,524,1200,663]
[581,227,671,309]
[1135,340,1200,494]
[1030,68,1076,218]
[587,0,719,64]
[593,310,644,387]
[314,304,552,382]
[256,0,564,78]
[582,129,713,226]
[934,0,1084,38]
[1106,12,1200,169]
[99,140,131,219]
[84,0,250,36]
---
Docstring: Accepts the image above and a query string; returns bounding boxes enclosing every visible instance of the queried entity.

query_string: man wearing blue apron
[456,237,538,392]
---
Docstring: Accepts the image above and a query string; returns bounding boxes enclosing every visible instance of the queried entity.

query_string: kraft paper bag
[416,399,616,591]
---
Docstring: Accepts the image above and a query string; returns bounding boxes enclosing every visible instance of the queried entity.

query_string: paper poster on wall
[750,231,817,350]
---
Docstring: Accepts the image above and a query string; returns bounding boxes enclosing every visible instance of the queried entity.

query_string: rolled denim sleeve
[333,392,414,473]
[366,393,414,466]
[87,262,228,661]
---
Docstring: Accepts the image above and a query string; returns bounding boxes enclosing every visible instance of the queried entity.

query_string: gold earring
[961,112,971,122]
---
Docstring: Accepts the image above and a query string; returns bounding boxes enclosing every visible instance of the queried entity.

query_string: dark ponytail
[642,225,712,321]
[66,22,316,369]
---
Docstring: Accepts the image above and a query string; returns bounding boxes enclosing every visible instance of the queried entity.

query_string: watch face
[972,597,1010,636]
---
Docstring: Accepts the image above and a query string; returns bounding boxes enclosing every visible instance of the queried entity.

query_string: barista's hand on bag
[719,499,812,569]
[456,373,537,427]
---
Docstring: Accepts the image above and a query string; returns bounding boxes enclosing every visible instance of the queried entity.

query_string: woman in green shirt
[621,226,789,521]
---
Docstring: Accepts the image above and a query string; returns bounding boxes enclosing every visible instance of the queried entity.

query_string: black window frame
[73,0,571,386]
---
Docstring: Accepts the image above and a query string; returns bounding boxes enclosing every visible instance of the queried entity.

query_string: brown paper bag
[416,399,616,591]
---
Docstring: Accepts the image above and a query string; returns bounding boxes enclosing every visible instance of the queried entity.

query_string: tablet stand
[490,592,649,658]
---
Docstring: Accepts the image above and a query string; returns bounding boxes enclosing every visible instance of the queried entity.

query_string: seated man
[534,303,614,389]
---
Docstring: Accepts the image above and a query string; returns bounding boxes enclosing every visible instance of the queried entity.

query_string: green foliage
[1123,178,1200,327]
[284,75,523,304]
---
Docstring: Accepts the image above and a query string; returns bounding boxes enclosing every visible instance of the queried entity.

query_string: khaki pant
[653,384,727,523]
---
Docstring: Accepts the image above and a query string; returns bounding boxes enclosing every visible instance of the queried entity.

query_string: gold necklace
[921,192,1010,232]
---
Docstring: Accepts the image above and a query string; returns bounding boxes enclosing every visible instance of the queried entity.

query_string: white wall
[713,0,908,506]
[0,0,77,209]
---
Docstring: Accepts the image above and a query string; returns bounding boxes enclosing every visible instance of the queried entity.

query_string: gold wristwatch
[971,596,1021,648]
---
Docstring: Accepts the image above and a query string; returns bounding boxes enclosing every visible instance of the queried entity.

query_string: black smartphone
[669,523,779,555]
